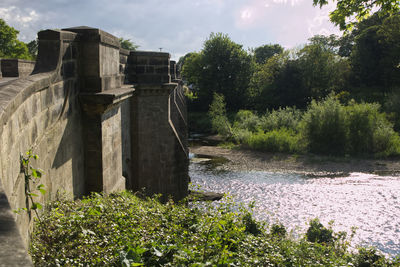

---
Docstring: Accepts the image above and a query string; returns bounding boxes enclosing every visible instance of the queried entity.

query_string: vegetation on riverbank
[30,191,399,266]
[207,93,400,158]
[182,12,400,159]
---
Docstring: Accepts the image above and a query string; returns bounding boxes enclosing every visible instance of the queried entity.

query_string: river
[190,153,400,256]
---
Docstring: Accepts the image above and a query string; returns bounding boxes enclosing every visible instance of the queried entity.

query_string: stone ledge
[80,85,135,114]
[63,26,120,49]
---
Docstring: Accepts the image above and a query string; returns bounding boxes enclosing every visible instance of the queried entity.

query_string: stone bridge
[0,26,188,265]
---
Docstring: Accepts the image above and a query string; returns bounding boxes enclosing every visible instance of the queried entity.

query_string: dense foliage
[182,33,254,111]
[119,38,139,50]
[313,0,400,31]
[0,18,33,60]
[209,94,400,157]
[30,192,399,266]
[182,13,400,115]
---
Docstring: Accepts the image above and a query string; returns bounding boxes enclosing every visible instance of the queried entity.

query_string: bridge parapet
[0,26,188,264]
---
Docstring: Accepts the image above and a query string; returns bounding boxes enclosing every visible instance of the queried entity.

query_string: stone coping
[63,26,120,48]
[0,59,36,64]
[38,29,77,41]
[130,51,170,57]
[80,86,135,105]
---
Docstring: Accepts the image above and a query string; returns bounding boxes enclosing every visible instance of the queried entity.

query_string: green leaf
[39,189,46,195]
[32,202,43,210]
[37,184,45,189]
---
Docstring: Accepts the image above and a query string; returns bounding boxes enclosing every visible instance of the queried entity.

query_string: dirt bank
[190,145,400,176]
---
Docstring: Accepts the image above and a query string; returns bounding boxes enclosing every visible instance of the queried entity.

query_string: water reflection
[190,154,400,256]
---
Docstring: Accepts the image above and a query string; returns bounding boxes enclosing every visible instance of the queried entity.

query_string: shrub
[30,192,400,266]
[354,247,387,267]
[233,110,260,132]
[345,101,400,156]
[299,95,347,155]
[232,128,252,144]
[306,218,335,244]
[208,93,232,137]
[246,128,304,153]
[260,106,303,132]
[270,223,287,237]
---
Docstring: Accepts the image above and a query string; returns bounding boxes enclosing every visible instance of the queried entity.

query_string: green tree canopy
[0,18,32,60]
[349,13,400,97]
[313,0,400,31]
[118,38,139,50]
[177,52,195,74]
[253,44,283,64]
[249,37,350,111]
[27,39,38,59]
[182,33,254,111]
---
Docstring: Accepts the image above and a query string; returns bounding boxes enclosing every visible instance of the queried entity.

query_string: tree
[249,37,351,111]
[177,52,195,75]
[313,0,400,31]
[182,33,254,111]
[0,18,32,59]
[297,37,350,100]
[118,38,139,50]
[27,39,38,59]
[349,13,400,98]
[253,44,283,64]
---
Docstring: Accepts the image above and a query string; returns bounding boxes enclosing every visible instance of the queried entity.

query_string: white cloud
[307,1,341,37]
[0,6,40,41]
[272,0,303,7]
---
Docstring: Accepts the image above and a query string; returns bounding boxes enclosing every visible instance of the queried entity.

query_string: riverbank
[190,141,400,175]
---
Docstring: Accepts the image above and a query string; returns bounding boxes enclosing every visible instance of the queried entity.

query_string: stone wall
[127,51,188,201]
[0,26,188,264]
[0,59,35,77]
[0,29,83,265]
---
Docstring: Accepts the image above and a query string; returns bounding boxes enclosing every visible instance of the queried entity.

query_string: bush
[260,107,303,132]
[299,95,400,157]
[354,247,387,267]
[30,192,400,266]
[299,95,347,155]
[208,93,232,137]
[233,110,260,132]
[246,128,304,153]
[345,101,400,156]
[306,218,335,244]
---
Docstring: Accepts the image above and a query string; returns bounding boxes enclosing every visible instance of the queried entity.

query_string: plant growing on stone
[16,150,46,223]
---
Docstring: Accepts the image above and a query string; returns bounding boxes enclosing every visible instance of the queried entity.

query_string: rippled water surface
[190,154,400,256]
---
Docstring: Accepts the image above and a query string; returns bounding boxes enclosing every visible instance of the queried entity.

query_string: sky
[0,0,342,60]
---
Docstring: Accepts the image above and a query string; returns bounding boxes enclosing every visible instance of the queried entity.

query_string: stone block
[62,61,76,79]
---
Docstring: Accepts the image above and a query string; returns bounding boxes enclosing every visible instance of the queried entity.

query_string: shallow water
[190,153,400,256]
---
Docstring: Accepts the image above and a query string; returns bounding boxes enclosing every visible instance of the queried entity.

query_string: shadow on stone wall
[0,26,188,265]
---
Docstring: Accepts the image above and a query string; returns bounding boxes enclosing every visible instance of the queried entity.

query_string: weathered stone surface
[0,26,188,265]
[1,59,35,78]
